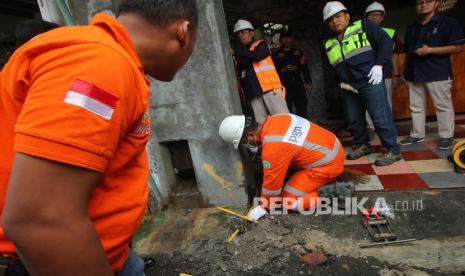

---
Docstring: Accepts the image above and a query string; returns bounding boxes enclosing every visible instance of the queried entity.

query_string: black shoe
[374,152,402,166]
[437,138,454,150]
[398,136,424,146]
[347,144,371,160]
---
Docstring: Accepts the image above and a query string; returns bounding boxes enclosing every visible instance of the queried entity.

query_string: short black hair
[241,116,259,141]
[117,0,198,29]
[279,31,292,40]
[15,19,60,47]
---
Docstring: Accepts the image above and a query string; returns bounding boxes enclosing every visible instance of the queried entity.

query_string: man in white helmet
[364,1,405,137]
[232,19,289,124]
[323,1,401,166]
[218,114,351,218]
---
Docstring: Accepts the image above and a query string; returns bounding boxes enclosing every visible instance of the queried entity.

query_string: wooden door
[392,51,465,120]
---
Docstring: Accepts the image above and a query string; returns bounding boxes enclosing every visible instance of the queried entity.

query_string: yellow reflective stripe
[262,187,282,196]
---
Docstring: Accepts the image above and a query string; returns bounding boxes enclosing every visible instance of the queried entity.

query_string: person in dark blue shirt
[399,0,464,150]
[272,32,312,119]
[323,1,401,166]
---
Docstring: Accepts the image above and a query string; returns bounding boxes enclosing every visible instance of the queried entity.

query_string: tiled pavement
[342,113,465,191]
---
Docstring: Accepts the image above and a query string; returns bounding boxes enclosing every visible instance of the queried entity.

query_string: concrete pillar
[149,0,247,206]
[66,0,117,25]
[37,0,66,24]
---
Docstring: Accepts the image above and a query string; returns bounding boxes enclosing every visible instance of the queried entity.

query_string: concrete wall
[148,0,248,206]
[39,0,119,26]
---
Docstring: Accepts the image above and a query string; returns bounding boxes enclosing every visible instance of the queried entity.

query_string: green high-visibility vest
[325,20,373,67]
[382,27,395,39]
[382,27,396,50]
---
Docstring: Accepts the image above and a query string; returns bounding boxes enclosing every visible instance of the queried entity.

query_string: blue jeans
[343,81,400,154]
[116,248,145,276]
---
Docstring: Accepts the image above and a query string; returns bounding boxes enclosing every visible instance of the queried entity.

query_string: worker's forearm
[392,54,399,76]
[429,45,462,55]
[5,217,113,276]
[234,43,270,62]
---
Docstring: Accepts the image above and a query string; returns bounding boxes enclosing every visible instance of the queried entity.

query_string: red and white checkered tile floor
[341,113,465,191]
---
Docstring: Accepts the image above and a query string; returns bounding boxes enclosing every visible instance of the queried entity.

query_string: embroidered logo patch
[263,160,271,169]
[133,109,151,135]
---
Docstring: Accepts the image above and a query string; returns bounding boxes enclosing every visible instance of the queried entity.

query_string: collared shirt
[0,14,149,271]
[404,14,465,83]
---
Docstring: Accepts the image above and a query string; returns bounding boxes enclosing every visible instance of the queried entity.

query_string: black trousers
[0,256,29,276]
[284,81,308,119]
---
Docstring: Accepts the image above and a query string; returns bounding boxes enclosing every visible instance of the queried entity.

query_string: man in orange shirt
[0,0,197,275]
[219,114,351,216]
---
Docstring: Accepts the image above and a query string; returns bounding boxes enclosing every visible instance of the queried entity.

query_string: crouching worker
[219,114,352,217]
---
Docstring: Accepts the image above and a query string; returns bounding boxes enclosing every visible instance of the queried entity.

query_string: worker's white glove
[367,65,383,85]
[247,205,267,221]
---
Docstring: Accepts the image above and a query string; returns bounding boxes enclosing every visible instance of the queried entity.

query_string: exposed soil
[136,190,465,276]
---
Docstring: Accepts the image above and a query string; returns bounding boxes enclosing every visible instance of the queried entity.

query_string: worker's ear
[248,131,260,145]
[176,20,191,48]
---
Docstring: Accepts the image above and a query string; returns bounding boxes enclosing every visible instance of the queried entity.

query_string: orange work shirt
[0,14,150,271]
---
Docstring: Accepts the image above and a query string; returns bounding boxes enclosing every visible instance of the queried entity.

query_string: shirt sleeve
[234,41,271,62]
[14,43,139,172]
[363,20,393,66]
[446,17,465,46]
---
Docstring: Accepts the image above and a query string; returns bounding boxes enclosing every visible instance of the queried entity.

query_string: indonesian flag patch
[64,79,119,120]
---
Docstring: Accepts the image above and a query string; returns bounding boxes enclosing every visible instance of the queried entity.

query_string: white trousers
[250,88,289,123]
[408,80,454,139]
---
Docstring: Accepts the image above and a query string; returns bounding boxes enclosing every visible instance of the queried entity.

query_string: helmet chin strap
[245,144,259,153]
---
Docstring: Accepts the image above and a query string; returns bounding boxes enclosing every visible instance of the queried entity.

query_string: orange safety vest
[250,40,285,94]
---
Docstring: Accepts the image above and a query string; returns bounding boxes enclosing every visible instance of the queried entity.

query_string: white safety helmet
[233,19,254,33]
[365,1,385,17]
[218,115,246,149]
[323,1,348,22]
